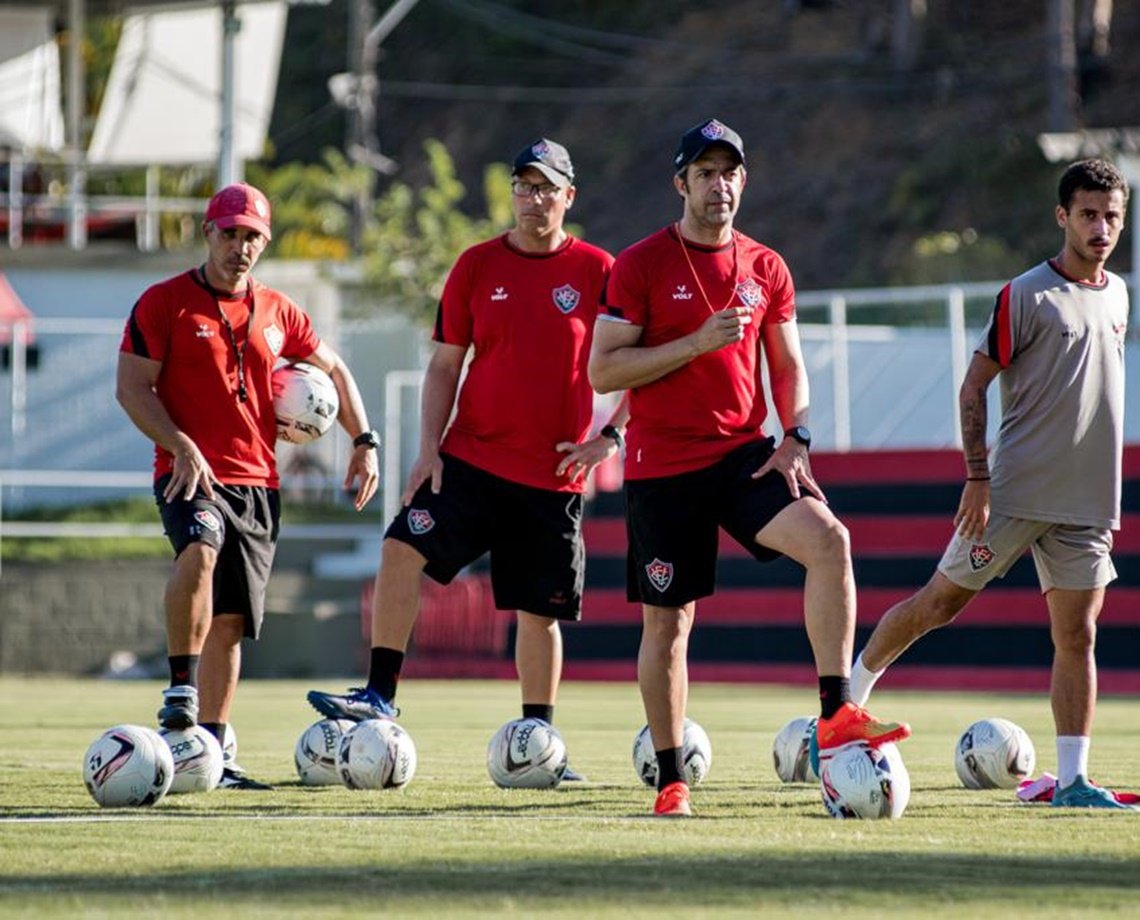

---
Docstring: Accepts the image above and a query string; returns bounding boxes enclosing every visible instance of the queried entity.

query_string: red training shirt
[435,233,614,492]
[602,225,796,479]
[120,269,321,488]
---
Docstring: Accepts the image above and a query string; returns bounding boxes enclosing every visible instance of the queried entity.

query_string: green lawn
[1,678,1138,918]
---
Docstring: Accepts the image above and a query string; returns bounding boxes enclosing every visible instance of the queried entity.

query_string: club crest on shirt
[193,510,221,533]
[263,323,284,356]
[645,558,674,592]
[968,543,995,572]
[735,278,765,309]
[407,508,435,535]
[552,284,580,314]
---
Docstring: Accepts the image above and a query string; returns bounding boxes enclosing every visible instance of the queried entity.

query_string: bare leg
[860,572,977,672]
[198,613,245,724]
[516,611,562,706]
[1046,587,1103,737]
[638,603,694,751]
[164,543,217,656]
[754,497,854,675]
[370,538,429,651]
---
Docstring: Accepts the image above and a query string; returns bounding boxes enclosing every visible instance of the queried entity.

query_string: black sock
[522,704,554,724]
[656,747,683,790]
[366,647,404,701]
[819,676,851,720]
[168,655,199,688]
[200,722,226,747]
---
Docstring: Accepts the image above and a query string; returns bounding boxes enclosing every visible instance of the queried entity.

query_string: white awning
[0,8,64,151]
[87,1,286,166]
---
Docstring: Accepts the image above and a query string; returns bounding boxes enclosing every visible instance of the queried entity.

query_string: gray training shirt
[978,259,1129,530]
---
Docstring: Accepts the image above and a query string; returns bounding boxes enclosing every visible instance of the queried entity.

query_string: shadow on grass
[1,850,1138,902]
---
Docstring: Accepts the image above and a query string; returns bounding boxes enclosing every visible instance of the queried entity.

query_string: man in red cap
[116,183,380,789]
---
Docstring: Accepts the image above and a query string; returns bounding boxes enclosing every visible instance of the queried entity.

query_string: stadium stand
[391,447,1140,694]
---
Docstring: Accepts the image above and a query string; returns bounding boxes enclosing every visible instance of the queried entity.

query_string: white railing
[2,155,210,252]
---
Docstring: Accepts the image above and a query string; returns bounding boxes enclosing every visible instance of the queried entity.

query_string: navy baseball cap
[674,119,745,173]
[512,138,575,188]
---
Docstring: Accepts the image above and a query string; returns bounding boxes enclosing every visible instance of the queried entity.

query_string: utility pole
[337,0,416,254]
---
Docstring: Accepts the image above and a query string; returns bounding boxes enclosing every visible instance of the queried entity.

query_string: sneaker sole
[306,693,368,722]
[819,724,911,753]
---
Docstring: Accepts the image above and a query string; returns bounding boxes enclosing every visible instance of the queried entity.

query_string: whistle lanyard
[198,264,254,403]
[675,223,740,314]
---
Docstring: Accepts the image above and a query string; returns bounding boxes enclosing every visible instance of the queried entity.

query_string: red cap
[205,183,272,240]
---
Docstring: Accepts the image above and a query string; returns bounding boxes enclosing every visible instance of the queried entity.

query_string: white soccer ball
[159,725,224,794]
[820,741,910,820]
[336,718,417,790]
[486,718,567,789]
[295,718,355,786]
[83,724,175,808]
[772,716,819,784]
[954,717,1036,789]
[272,362,339,444]
[632,718,713,788]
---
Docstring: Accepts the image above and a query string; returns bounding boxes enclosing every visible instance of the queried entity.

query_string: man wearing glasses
[307,140,624,780]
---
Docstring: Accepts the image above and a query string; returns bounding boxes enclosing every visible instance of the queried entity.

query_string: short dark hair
[1058,158,1129,210]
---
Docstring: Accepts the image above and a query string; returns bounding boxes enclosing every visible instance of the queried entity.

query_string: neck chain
[675,223,739,314]
[198,264,254,403]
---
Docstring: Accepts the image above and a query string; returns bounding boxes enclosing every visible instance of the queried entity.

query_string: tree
[359,139,513,324]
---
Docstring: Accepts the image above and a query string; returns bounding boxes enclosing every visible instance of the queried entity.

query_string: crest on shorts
[263,323,284,356]
[552,284,580,314]
[969,543,995,571]
[645,558,674,592]
[407,508,435,535]
[735,278,764,309]
[193,510,220,533]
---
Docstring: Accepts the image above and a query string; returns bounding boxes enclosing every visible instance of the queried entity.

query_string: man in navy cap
[590,119,910,817]
[307,141,626,782]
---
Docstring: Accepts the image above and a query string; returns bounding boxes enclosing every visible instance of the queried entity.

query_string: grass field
[1,678,1138,918]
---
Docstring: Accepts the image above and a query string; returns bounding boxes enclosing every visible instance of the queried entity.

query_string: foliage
[246,149,367,262]
[0,496,370,563]
[1,680,1138,917]
[358,139,514,325]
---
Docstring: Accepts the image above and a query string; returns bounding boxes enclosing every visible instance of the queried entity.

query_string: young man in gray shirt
[849,158,1134,811]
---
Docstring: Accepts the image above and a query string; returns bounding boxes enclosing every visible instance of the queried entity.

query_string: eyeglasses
[510,180,563,200]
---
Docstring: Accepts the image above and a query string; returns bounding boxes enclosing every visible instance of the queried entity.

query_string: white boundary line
[0,811,649,825]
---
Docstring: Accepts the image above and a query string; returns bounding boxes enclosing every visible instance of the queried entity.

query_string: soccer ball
[295,718,355,786]
[632,718,713,787]
[819,741,910,820]
[159,725,224,794]
[954,717,1036,789]
[83,724,175,808]
[772,716,819,784]
[336,718,417,790]
[486,718,567,789]
[272,362,339,444]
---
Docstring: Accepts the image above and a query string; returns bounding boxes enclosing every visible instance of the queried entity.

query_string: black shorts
[385,454,584,620]
[624,438,798,607]
[155,475,280,639]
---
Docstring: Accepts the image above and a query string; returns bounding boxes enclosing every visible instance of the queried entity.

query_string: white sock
[1056,735,1090,789]
[849,652,883,707]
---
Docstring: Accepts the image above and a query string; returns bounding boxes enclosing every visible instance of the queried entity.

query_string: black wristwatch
[600,424,625,450]
[784,425,811,450]
[352,429,380,450]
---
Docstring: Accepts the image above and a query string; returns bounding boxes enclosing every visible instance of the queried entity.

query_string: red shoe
[653,781,692,818]
[816,702,911,753]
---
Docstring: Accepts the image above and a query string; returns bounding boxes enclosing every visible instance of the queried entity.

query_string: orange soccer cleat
[653,781,693,818]
[816,702,911,753]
